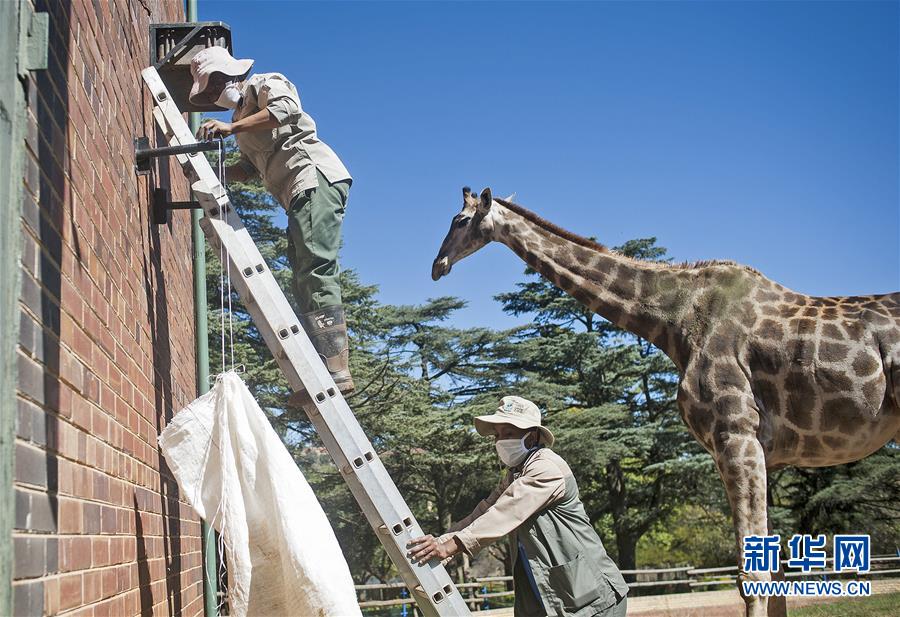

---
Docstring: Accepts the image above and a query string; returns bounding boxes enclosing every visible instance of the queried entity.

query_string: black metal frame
[148,21,233,112]
[149,21,232,69]
[152,188,201,226]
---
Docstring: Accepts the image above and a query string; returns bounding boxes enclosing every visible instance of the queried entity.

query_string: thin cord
[215,138,233,614]
[221,138,236,370]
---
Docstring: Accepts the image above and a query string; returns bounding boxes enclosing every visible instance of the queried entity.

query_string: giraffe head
[432,187,496,280]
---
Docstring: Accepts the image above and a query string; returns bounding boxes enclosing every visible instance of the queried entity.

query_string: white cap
[473,396,554,446]
[189,46,254,104]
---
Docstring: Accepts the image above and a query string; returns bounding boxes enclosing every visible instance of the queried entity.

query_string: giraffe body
[431,188,900,617]
[676,269,900,468]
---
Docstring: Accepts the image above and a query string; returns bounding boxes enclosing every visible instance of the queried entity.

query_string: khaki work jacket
[232,73,351,209]
[443,448,629,616]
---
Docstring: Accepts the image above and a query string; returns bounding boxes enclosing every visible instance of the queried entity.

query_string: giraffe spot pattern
[822,435,846,450]
[861,378,885,409]
[819,341,850,363]
[852,351,880,377]
[818,369,854,394]
[822,323,844,339]
[821,398,860,433]
[758,319,784,340]
[784,370,816,429]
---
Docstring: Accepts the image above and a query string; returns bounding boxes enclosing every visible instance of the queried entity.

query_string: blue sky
[200,1,899,330]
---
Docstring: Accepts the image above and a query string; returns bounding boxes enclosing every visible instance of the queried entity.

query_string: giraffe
[431,187,900,617]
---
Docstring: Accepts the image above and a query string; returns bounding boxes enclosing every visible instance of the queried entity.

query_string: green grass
[789,592,900,616]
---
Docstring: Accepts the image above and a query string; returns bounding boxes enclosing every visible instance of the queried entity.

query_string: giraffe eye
[455,217,470,229]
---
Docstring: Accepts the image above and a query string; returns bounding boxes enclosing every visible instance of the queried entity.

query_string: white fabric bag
[159,371,361,617]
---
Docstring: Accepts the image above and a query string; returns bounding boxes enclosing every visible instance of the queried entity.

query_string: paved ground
[478,578,900,616]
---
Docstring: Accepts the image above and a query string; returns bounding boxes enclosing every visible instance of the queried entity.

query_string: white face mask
[215,81,242,109]
[495,437,530,467]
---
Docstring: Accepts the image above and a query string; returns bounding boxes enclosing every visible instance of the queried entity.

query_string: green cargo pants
[286,170,350,314]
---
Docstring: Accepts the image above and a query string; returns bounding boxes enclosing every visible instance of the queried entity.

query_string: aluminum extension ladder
[141,66,471,617]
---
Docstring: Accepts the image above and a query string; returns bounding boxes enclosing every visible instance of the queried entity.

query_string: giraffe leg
[711,409,771,617]
[766,495,788,617]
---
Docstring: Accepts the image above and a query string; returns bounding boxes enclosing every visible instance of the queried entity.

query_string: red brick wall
[14,0,205,615]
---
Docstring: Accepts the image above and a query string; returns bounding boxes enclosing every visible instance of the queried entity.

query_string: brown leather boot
[289,305,354,408]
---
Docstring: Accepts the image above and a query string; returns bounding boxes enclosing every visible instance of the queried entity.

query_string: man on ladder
[189,46,354,394]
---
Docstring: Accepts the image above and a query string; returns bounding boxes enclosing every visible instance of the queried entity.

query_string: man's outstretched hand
[407,534,460,565]
[197,119,233,140]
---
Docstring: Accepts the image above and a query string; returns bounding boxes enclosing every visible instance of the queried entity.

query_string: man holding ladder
[188,46,354,394]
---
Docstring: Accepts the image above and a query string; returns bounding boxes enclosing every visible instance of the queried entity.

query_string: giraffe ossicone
[432,187,900,617]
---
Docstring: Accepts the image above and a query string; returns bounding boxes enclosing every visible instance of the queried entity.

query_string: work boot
[289,305,354,408]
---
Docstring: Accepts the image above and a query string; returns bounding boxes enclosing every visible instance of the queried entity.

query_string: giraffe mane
[493,197,762,275]
[494,198,610,253]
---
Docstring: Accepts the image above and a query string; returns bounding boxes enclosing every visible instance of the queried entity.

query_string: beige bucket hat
[189,46,254,104]
[474,396,554,446]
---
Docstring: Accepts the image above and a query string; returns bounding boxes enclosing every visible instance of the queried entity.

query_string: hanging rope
[216,137,236,375]
[214,137,234,615]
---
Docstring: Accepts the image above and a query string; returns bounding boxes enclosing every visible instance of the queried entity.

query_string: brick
[16,399,33,442]
[14,489,28,530]
[109,536,124,564]
[101,566,116,599]
[15,489,57,533]
[59,347,85,393]
[83,502,101,534]
[58,498,82,533]
[57,457,73,494]
[18,311,43,364]
[100,505,117,534]
[58,572,83,611]
[15,443,48,488]
[83,569,102,603]
[93,471,109,503]
[13,580,44,616]
[71,394,91,432]
[13,536,45,579]
[29,493,56,533]
[46,537,58,574]
[16,352,45,406]
[60,536,87,572]
[92,537,110,567]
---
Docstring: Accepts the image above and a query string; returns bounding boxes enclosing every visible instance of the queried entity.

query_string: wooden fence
[356,555,900,614]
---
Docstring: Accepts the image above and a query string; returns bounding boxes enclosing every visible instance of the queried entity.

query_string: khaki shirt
[443,448,629,617]
[232,73,351,209]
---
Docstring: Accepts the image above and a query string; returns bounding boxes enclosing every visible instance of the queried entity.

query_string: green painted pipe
[184,1,218,616]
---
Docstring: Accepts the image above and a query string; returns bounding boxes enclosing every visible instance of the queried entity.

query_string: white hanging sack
[159,370,362,617]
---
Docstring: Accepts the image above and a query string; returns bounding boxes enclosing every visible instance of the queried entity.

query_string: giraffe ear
[478,188,493,214]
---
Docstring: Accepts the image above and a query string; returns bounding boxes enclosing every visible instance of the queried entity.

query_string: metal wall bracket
[134,135,219,224]
[134,135,220,175]
[152,188,201,226]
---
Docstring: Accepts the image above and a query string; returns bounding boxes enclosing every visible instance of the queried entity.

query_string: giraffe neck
[490,201,692,369]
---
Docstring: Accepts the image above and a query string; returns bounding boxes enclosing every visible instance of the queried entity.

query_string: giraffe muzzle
[431,256,451,281]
